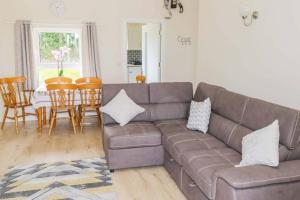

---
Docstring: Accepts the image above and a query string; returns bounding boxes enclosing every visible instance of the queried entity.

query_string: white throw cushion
[186,98,211,133]
[236,120,280,167]
[100,89,145,126]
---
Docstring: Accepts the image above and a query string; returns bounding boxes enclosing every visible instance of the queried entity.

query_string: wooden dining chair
[0,76,36,134]
[77,83,102,132]
[45,77,72,84]
[75,77,102,129]
[75,77,102,84]
[45,77,73,123]
[136,75,146,83]
[47,83,77,136]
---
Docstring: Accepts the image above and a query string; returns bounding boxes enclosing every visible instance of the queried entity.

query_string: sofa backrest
[102,82,193,125]
[193,82,225,104]
[149,82,193,121]
[194,82,300,161]
[102,84,151,124]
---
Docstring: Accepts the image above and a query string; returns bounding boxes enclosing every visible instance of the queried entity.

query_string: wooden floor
[0,118,186,200]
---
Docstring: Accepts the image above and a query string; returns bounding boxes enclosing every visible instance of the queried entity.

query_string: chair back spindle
[47,84,77,110]
[77,83,101,108]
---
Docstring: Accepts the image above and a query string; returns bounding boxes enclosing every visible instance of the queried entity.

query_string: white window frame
[33,26,83,85]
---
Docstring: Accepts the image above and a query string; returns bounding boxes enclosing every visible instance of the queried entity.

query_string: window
[33,27,82,85]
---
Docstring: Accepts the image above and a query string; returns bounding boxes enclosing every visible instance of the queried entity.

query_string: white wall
[0,0,198,120]
[196,0,300,109]
[0,0,198,83]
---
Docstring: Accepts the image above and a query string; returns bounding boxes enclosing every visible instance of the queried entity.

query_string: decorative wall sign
[177,36,192,46]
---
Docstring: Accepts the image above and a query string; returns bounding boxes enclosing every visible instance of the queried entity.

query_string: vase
[58,62,64,77]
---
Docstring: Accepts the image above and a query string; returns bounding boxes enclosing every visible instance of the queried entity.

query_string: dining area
[0,76,102,136]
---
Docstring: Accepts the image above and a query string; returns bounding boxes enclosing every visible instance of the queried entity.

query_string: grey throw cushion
[186,98,211,133]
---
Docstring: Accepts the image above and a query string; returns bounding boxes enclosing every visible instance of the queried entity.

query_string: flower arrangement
[51,46,70,77]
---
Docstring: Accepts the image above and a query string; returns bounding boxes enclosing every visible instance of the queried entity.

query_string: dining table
[31,84,83,133]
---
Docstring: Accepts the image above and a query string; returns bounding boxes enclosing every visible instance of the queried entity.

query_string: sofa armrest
[215,160,300,189]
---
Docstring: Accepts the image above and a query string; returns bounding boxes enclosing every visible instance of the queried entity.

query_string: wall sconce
[240,6,259,27]
[164,0,184,20]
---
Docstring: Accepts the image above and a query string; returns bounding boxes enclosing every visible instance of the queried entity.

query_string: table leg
[43,107,47,125]
[37,107,43,133]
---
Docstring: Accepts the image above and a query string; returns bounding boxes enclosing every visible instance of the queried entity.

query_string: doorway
[125,22,162,83]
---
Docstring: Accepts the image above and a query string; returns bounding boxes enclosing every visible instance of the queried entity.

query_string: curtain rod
[3,20,100,26]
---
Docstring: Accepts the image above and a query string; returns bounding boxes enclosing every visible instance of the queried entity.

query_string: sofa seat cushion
[104,122,161,149]
[155,119,226,165]
[181,148,241,199]
[154,119,188,133]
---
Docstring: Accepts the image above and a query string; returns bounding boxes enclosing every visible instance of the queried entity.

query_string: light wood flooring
[0,118,186,200]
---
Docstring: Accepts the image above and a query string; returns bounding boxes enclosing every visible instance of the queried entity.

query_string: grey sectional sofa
[102,82,300,200]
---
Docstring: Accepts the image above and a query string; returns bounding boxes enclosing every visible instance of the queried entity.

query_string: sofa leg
[110,169,115,173]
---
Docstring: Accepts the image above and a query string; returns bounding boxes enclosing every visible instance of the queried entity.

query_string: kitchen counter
[128,64,142,67]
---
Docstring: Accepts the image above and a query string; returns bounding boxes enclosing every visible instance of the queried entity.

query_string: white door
[142,24,161,83]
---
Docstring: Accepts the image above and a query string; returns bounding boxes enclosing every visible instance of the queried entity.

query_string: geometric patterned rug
[0,158,117,200]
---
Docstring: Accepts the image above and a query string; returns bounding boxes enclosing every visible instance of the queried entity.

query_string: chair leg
[14,108,19,134]
[68,110,72,123]
[43,107,47,125]
[35,109,42,134]
[53,115,57,128]
[77,106,82,125]
[70,109,77,135]
[1,107,8,130]
[80,108,86,133]
[48,110,56,136]
[96,107,102,126]
[49,109,52,124]
[21,107,26,125]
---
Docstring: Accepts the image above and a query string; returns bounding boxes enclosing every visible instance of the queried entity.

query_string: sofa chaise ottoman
[102,82,300,200]
[102,83,193,170]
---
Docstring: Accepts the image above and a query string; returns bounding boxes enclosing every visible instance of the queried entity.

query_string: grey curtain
[82,22,101,78]
[14,20,35,89]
